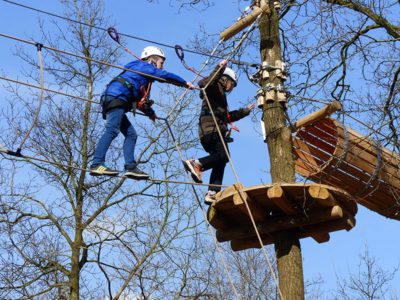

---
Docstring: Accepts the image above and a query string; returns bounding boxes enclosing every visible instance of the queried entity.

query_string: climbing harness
[175,45,206,79]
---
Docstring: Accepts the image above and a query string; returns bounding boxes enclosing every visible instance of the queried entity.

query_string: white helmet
[141,46,166,60]
[223,67,238,86]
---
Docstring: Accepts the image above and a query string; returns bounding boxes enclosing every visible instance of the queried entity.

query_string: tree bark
[258,0,305,299]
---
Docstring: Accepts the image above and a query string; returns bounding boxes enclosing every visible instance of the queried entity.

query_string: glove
[138,99,157,122]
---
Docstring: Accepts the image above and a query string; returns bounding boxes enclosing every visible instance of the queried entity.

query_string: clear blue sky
[0,0,399,296]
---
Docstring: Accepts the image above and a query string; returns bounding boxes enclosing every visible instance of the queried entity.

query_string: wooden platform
[207,183,357,251]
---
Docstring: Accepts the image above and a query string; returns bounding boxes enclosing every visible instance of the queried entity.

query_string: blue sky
[0,0,399,296]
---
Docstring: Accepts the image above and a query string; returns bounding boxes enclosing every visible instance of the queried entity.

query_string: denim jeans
[92,107,137,169]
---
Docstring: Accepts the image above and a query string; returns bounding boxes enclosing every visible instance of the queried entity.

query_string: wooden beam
[267,185,298,214]
[231,234,274,252]
[294,101,342,129]
[220,5,270,41]
[308,185,338,207]
[302,218,356,236]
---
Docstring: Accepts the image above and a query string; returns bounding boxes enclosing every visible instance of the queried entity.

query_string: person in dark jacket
[184,60,255,204]
[90,46,195,179]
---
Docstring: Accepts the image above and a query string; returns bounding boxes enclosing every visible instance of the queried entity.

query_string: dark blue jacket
[103,60,187,103]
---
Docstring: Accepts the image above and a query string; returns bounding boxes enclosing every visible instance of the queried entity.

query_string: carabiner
[107,27,120,44]
[175,45,185,61]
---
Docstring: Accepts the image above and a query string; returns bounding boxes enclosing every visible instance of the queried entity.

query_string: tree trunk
[258,0,305,299]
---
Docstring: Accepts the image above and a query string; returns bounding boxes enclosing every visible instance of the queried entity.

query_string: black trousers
[199,132,229,192]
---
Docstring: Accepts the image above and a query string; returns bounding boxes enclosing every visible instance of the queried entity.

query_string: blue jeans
[92,107,137,169]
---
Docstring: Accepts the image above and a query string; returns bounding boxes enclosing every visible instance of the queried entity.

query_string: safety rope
[174,45,206,79]
[158,117,240,299]
[0,33,198,90]
[107,27,142,61]
[1,0,257,68]
[13,43,45,156]
[0,76,99,104]
[200,15,284,299]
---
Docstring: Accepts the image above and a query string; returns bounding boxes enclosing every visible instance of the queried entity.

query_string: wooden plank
[233,191,266,221]
[231,234,274,251]
[217,205,344,242]
[294,101,342,129]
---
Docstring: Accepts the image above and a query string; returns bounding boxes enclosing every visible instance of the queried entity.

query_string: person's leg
[201,133,229,192]
[91,107,125,174]
[199,133,229,174]
[119,114,137,169]
[120,115,149,180]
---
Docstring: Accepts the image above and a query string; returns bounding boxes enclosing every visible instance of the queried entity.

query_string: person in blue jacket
[90,46,195,180]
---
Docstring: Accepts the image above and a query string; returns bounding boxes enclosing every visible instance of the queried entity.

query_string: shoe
[124,166,150,180]
[183,159,203,183]
[204,190,217,205]
[89,165,119,176]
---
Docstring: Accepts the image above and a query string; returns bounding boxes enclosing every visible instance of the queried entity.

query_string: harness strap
[109,76,135,97]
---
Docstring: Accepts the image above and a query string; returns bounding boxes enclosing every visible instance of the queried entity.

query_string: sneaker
[204,190,217,205]
[183,159,203,183]
[89,165,119,176]
[124,166,150,180]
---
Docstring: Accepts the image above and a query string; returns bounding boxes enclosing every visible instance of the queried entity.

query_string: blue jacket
[103,60,187,103]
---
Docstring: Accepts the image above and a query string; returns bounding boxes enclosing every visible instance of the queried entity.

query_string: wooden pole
[294,100,342,129]
[258,0,305,298]
[220,5,270,41]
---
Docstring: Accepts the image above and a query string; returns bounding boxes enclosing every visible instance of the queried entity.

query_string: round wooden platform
[207,183,357,251]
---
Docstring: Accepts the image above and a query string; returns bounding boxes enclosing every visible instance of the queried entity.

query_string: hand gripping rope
[174,45,206,79]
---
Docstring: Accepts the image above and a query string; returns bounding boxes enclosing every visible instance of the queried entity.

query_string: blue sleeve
[139,63,187,87]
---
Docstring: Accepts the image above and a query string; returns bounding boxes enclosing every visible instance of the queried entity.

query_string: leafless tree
[334,247,399,300]
[0,1,214,299]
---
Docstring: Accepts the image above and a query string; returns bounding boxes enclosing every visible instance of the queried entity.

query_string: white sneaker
[204,190,217,205]
[183,159,203,183]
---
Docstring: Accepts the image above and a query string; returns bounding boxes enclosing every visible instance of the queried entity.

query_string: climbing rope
[11,43,45,156]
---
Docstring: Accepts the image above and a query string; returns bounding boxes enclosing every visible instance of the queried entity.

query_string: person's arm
[140,63,194,89]
[227,103,255,122]
[198,60,228,89]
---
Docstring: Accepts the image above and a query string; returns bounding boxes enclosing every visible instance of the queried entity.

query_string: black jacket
[198,65,250,139]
